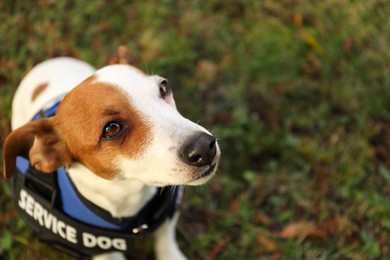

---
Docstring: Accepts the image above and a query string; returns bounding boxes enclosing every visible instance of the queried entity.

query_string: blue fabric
[16,156,29,174]
[56,167,128,230]
[32,102,61,120]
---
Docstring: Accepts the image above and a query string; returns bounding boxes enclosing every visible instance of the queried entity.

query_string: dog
[2,50,220,259]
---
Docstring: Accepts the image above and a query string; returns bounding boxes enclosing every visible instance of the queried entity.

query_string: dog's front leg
[154,213,187,260]
[92,252,126,260]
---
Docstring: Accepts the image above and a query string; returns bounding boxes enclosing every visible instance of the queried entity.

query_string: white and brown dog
[2,53,220,259]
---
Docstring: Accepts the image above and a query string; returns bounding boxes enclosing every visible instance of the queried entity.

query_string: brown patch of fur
[54,76,152,179]
[4,73,152,180]
[31,82,49,101]
[2,117,71,178]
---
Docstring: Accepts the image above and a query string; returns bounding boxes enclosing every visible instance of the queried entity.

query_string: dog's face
[3,65,220,186]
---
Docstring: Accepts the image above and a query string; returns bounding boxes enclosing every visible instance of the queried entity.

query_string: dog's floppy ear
[3,117,72,179]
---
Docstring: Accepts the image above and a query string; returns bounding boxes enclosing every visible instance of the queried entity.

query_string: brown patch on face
[31,82,49,101]
[54,76,152,179]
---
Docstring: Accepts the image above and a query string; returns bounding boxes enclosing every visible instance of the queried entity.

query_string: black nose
[180,133,217,167]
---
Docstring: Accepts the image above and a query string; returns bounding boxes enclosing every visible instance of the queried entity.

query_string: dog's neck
[67,163,157,218]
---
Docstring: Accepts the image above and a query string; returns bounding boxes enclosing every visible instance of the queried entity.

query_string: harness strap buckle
[131,224,149,234]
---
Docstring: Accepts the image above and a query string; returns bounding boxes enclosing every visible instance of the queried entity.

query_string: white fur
[11,57,95,129]
[11,57,220,260]
[154,213,186,260]
[67,163,157,218]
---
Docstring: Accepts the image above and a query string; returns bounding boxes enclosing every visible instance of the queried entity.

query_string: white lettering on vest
[18,189,78,244]
[18,189,127,250]
[82,232,127,251]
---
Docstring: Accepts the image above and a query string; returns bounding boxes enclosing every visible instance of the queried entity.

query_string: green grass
[1,0,390,259]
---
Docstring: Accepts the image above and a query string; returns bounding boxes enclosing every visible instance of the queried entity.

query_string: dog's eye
[102,121,122,139]
[159,79,170,98]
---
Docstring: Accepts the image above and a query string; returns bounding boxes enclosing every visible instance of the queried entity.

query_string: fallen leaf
[293,12,303,27]
[257,236,279,252]
[205,234,235,260]
[228,196,241,214]
[278,221,326,239]
[255,212,272,226]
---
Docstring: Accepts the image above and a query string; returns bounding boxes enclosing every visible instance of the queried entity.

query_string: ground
[1,1,390,259]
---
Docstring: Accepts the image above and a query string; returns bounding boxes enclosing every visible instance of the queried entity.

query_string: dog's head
[3,65,220,186]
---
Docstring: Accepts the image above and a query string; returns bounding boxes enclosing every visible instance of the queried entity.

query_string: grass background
[1,0,390,259]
